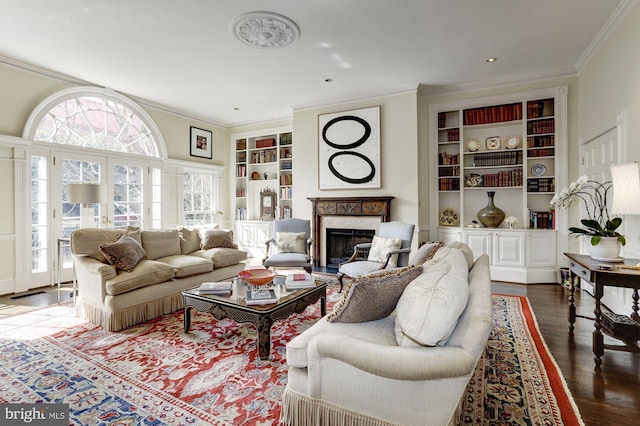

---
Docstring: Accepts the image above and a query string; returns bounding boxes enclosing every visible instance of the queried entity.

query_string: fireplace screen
[325,228,376,268]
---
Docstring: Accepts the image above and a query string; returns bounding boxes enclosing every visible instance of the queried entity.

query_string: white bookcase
[428,86,568,283]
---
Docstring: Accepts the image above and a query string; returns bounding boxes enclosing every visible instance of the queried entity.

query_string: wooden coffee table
[182,279,327,360]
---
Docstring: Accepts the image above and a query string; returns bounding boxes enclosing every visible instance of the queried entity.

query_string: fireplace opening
[325,228,376,269]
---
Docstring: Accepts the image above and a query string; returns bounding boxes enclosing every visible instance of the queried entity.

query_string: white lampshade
[67,183,103,205]
[611,162,640,215]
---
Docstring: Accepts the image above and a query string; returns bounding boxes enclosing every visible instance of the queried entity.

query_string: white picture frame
[318,106,381,189]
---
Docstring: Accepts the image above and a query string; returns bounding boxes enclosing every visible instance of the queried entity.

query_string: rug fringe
[76,294,184,332]
[281,387,400,426]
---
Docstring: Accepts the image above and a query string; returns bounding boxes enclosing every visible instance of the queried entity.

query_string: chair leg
[304,266,312,274]
[337,273,345,293]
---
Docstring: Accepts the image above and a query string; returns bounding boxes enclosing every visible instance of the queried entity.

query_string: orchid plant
[550,175,626,246]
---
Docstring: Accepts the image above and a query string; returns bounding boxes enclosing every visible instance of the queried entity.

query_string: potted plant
[550,175,626,260]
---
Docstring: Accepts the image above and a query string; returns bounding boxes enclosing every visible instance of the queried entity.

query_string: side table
[564,252,640,367]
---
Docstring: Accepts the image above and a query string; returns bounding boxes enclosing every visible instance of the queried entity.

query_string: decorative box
[600,312,640,340]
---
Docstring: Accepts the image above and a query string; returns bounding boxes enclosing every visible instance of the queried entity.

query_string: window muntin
[183,172,217,226]
[31,156,48,273]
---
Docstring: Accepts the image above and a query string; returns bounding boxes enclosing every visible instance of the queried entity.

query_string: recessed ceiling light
[325,78,333,83]
[234,107,240,111]
[231,12,300,49]
[486,57,497,63]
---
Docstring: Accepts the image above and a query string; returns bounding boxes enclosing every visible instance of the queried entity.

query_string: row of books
[527,135,555,148]
[280,160,293,170]
[236,165,247,177]
[251,149,277,164]
[437,112,447,128]
[235,187,246,197]
[279,206,292,219]
[463,102,523,125]
[279,133,292,145]
[279,174,293,185]
[526,99,553,119]
[527,118,555,135]
[438,166,460,177]
[236,207,247,220]
[527,148,555,158]
[529,209,555,229]
[527,178,555,193]
[439,151,459,166]
[280,186,293,199]
[280,148,292,159]
[443,128,459,141]
[256,138,276,148]
[479,169,523,188]
[237,151,246,162]
[471,151,521,167]
[236,139,247,150]
[439,177,460,191]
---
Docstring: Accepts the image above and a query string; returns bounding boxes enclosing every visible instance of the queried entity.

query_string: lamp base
[80,207,96,228]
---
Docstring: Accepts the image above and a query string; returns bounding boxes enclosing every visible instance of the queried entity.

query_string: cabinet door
[463,230,491,260]
[254,222,273,249]
[438,228,461,245]
[492,232,524,266]
[526,231,557,267]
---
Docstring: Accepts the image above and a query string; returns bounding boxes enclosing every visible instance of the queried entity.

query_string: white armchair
[263,218,312,273]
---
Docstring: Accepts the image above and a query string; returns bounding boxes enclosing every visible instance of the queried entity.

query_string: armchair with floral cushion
[263,218,313,273]
[337,221,415,292]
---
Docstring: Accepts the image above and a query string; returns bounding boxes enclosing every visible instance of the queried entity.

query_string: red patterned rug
[0,288,582,425]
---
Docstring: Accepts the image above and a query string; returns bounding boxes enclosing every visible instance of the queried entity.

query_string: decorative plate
[251,171,260,180]
[505,135,521,149]
[531,164,547,177]
[239,268,277,285]
[466,138,480,152]
[439,208,460,226]
[464,173,483,187]
[486,136,501,150]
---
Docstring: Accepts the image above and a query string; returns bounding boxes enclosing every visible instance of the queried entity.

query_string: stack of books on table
[285,272,315,290]
[245,288,278,305]
[198,281,233,296]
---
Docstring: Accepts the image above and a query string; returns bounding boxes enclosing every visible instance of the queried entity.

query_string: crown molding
[575,0,640,73]
[292,84,419,113]
[419,68,577,99]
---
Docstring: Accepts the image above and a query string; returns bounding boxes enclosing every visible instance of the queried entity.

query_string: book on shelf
[245,289,278,305]
[198,281,233,295]
[285,272,315,289]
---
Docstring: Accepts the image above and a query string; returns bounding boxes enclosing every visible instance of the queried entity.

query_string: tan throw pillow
[367,235,402,267]
[179,227,201,254]
[99,234,147,272]
[274,232,307,254]
[201,229,237,250]
[409,241,443,266]
[326,265,423,323]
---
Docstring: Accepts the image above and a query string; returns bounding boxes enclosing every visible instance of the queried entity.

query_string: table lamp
[68,183,103,228]
[610,162,640,267]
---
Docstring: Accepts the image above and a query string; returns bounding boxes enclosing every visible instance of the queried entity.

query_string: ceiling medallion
[231,12,300,49]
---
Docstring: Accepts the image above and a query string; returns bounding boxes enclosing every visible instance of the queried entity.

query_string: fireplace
[325,228,376,268]
[308,196,393,268]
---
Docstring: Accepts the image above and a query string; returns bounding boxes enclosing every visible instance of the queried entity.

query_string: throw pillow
[409,241,444,266]
[394,249,470,347]
[99,233,147,272]
[274,232,307,254]
[367,235,402,267]
[326,264,423,323]
[179,227,201,254]
[200,229,237,250]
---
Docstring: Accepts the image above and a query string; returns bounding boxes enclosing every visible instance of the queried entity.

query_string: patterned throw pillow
[367,235,402,267]
[99,234,147,272]
[326,264,423,323]
[409,241,444,266]
[200,229,237,250]
[274,232,307,254]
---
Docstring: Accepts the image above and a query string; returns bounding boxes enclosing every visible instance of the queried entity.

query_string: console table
[564,252,640,367]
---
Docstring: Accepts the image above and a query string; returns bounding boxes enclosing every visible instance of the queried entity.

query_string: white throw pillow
[274,232,307,254]
[367,235,402,267]
[394,248,470,347]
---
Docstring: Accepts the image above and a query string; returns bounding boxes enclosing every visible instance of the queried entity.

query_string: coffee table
[182,279,327,360]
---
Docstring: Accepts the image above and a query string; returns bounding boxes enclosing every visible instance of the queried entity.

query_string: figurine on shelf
[264,172,268,180]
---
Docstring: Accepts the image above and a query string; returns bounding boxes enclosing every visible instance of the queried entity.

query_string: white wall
[578,2,640,256]
[291,91,421,242]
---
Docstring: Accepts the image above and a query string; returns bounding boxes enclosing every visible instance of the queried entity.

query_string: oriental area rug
[0,288,583,425]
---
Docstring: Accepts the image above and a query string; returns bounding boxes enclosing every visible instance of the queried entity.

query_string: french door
[30,148,156,288]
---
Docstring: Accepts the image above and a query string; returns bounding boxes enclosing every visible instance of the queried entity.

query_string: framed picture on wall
[190,126,213,159]
[318,106,380,189]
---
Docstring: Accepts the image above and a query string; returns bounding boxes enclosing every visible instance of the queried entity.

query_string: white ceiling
[0,0,630,128]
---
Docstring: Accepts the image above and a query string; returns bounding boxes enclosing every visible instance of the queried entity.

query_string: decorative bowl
[239,269,277,286]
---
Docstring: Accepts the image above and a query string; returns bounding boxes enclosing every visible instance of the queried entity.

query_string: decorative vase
[477,191,505,228]
[587,236,622,261]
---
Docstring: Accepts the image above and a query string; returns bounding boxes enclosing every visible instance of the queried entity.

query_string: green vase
[477,191,505,228]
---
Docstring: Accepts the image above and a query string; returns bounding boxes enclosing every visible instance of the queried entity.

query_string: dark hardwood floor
[2,281,639,425]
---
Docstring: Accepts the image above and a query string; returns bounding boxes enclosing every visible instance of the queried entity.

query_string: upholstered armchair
[337,221,415,292]
[263,218,312,273]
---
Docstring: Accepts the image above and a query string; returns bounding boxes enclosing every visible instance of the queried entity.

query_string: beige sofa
[71,227,247,331]
[281,242,493,426]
